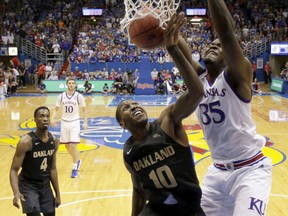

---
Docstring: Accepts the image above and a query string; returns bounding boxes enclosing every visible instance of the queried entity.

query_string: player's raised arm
[207,0,252,99]
[161,13,204,125]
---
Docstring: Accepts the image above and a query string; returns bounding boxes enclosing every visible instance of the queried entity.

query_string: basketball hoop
[120,0,181,37]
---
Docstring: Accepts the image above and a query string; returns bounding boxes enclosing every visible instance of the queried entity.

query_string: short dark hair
[116,100,130,123]
[34,106,50,118]
[115,99,134,123]
[115,104,122,123]
[66,77,76,84]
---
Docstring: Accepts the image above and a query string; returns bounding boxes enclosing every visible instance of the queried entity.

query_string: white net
[120,0,181,36]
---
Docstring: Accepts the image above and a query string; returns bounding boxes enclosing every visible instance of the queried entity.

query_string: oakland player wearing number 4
[51,78,87,178]
[176,0,272,215]
[116,13,205,216]
[10,106,61,216]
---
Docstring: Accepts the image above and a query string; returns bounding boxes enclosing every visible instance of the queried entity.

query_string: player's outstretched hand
[164,12,185,48]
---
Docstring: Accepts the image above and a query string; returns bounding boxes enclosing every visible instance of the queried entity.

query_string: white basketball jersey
[56,91,85,121]
[196,71,265,164]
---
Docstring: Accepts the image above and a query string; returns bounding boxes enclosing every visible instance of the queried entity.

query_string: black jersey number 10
[149,165,177,189]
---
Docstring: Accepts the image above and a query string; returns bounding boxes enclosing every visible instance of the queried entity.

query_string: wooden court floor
[0,85,287,216]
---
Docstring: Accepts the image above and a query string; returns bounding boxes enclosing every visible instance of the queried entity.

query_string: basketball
[128,10,164,49]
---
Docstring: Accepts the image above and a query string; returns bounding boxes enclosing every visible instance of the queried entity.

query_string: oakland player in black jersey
[10,106,61,216]
[116,13,205,216]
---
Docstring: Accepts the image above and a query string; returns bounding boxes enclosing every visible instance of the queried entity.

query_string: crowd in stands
[0,0,287,96]
[151,66,187,95]
[0,59,20,97]
[66,0,288,66]
[1,0,86,61]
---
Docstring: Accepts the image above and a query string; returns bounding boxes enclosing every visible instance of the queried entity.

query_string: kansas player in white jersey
[174,0,272,215]
[52,78,87,178]
[197,72,266,164]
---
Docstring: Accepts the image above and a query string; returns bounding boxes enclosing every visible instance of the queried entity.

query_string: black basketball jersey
[20,131,56,181]
[123,120,202,213]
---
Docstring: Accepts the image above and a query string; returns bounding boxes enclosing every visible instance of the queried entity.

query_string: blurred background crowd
[0,0,287,96]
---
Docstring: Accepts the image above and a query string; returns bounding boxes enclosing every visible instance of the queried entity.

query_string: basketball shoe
[71,160,82,178]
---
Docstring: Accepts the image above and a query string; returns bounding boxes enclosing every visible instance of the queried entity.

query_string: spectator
[163,77,173,94]
[52,40,61,54]
[27,63,35,85]
[156,71,165,94]
[44,62,53,80]
[37,80,47,94]
[37,63,46,84]
[83,69,89,80]
[73,67,81,79]
[150,68,158,86]
[114,74,123,93]
[48,71,59,80]
[68,53,76,63]
[110,83,117,94]
[10,77,18,94]
[10,57,19,69]
[66,72,76,81]
[59,71,67,80]
[251,61,257,81]
[18,62,27,88]
[0,81,7,99]
[181,82,187,92]
[101,83,110,94]
[61,38,71,59]
[11,66,20,85]
[83,80,93,94]
[102,68,109,79]
[89,53,97,64]
[280,61,288,80]
[264,61,272,84]
[125,71,136,94]
[252,77,263,95]
[171,66,179,78]
[172,80,182,94]
[35,34,43,47]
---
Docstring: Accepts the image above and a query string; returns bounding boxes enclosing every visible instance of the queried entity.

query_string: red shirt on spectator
[252,63,257,73]
[265,62,271,74]
[10,57,19,68]
[74,70,81,78]
[35,36,43,47]
[38,64,46,76]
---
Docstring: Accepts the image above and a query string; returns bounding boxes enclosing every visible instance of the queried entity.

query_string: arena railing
[15,35,64,71]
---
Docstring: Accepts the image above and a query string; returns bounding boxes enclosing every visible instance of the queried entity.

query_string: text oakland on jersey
[133,145,175,171]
